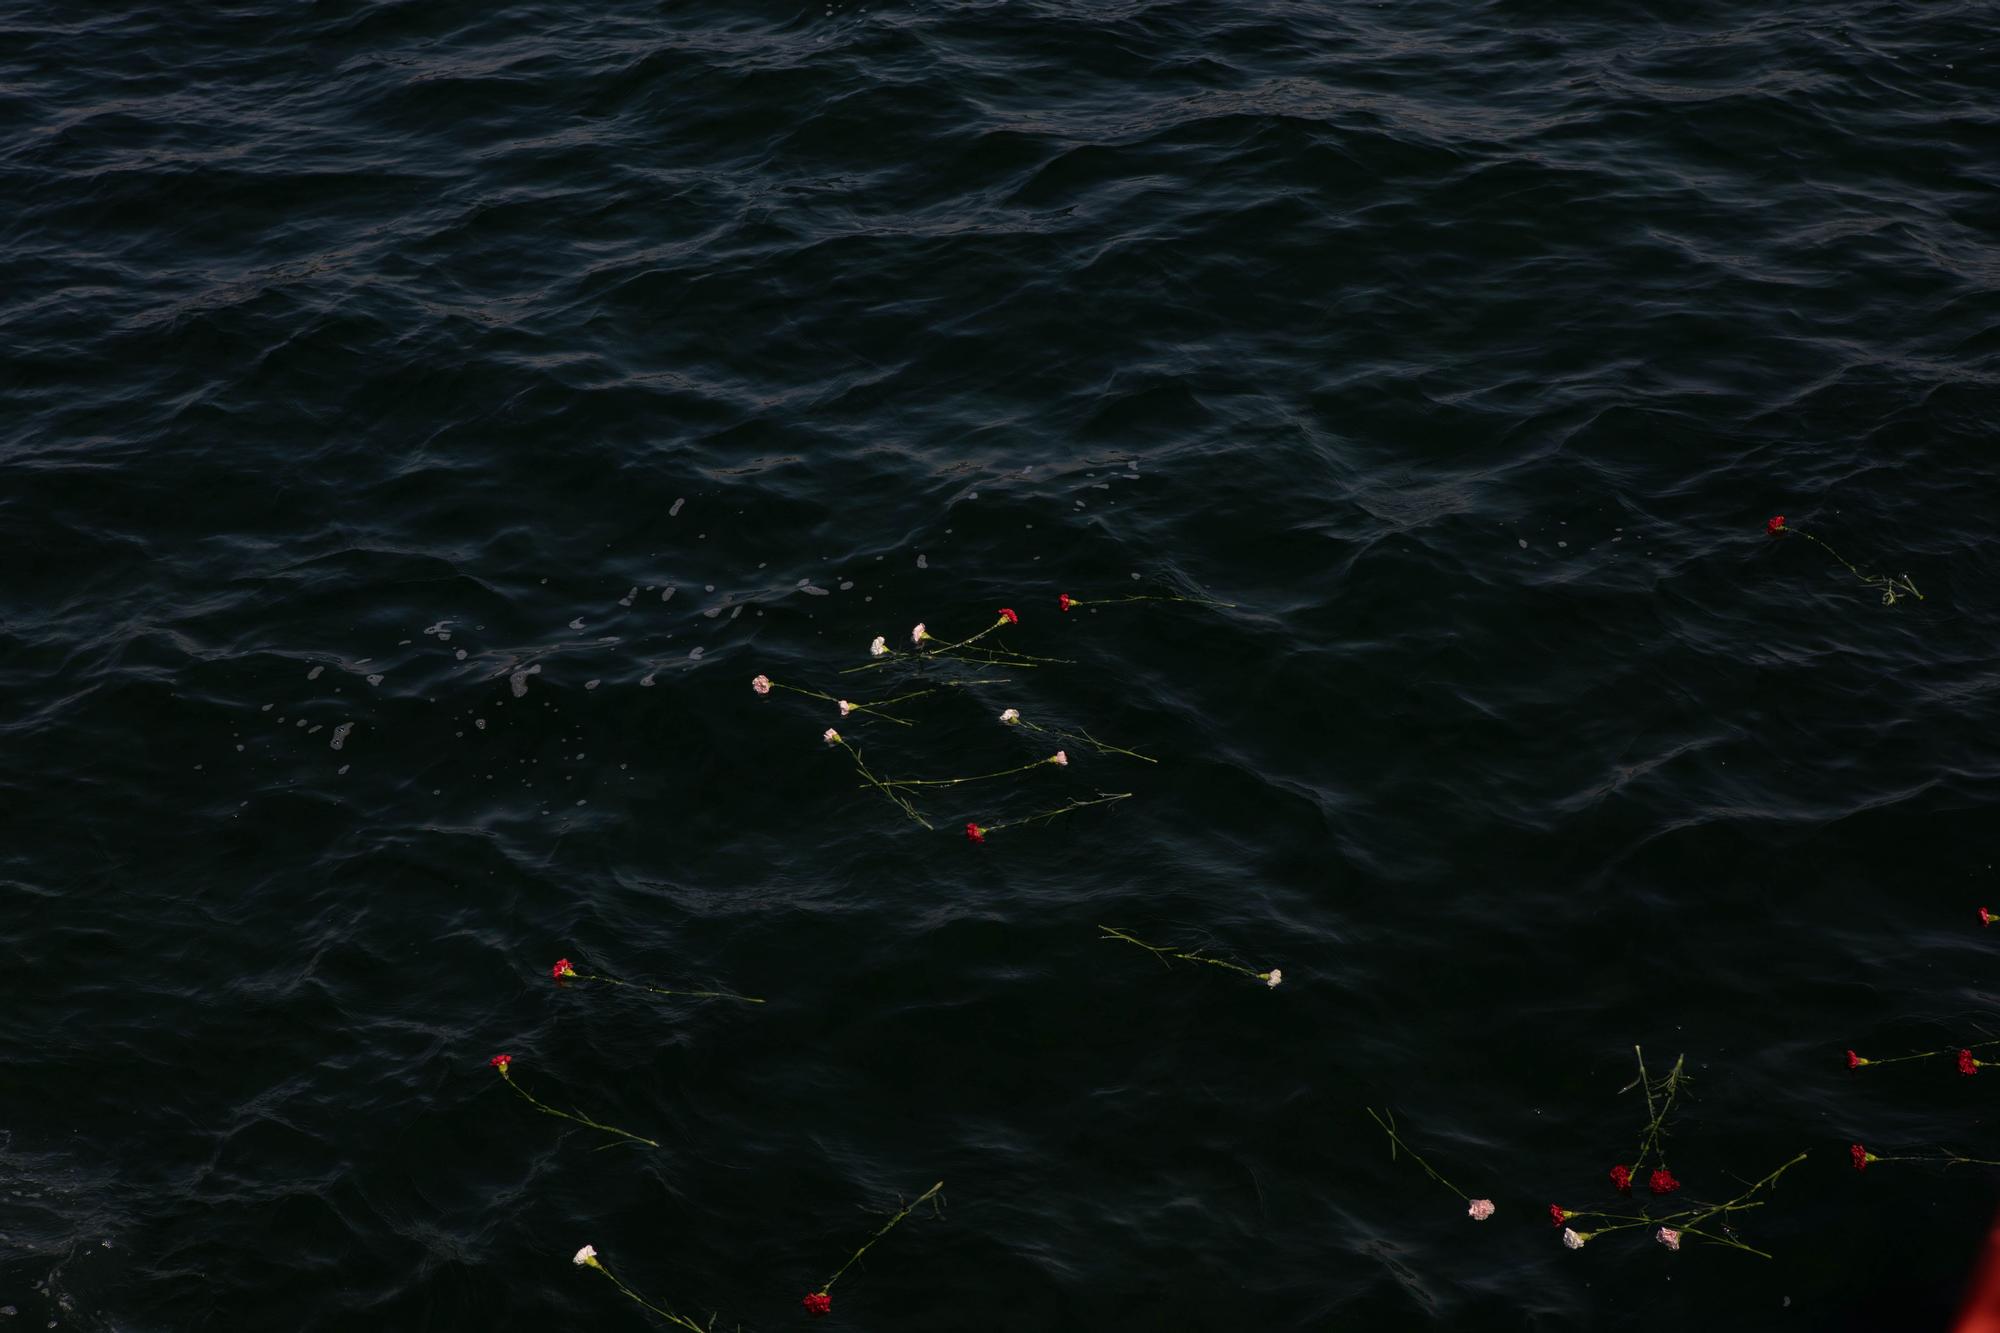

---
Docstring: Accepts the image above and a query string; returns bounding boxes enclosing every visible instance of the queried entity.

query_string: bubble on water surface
[329,723,354,750]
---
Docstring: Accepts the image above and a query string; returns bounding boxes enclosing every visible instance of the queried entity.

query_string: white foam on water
[670,497,685,516]
[475,718,486,729]
[423,621,453,641]
[730,605,743,619]
[618,587,636,606]
[585,680,601,690]
[366,674,384,686]
[307,665,324,680]
[510,664,541,698]
[688,646,705,660]
[330,722,354,750]
[916,554,928,568]
[337,764,349,775]
[839,580,853,590]
[568,617,585,630]
[640,673,657,686]
[455,648,467,660]
[261,704,273,711]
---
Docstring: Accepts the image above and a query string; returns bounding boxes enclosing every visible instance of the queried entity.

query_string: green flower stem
[1365,1108,1469,1201]
[768,680,932,726]
[1868,1153,2000,1168]
[878,753,1067,790]
[834,737,933,829]
[819,1180,945,1295]
[1098,925,1274,983]
[1674,1152,1807,1235]
[1787,529,1922,604]
[1621,1047,1688,1175]
[579,1256,708,1333]
[1014,717,1155,764]
[574,972,765,1005]
[1065,593,1236,610]
[499,1069,658,1149]
[1853,1036,2000,1067]
[982,792,1131,834]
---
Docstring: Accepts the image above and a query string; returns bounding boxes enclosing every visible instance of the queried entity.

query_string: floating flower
[1847,1049,1868,1070]
[998,607,1019,625]
[1983,907,1995,927]
[1656,1227,1681,1252]
[1961,1049,1981,1076]
[802,1290,832,1317]
[752,674,772,695]
[1767,515,1787,536]
[999,708,1021,725]
[552,958,577,981]
[1051,750,1069,766]
[1059,593,1073,612]
[823,728,841,745]
[1264,968,1283,988]
[573,1245,599,1267]
[838,700,855,716]
[1549,1204,1569,1227]
[1562,1227,1587,1250]
[489,1053,512,1073]
[1467,1198,1496,1221]
[1649,1169,1680,1195]
[966,822,986,844]
[911,623,928,646]
[870,636,888,657]
[1609,1164,1632,1193]
[1851,1143,1873,1172]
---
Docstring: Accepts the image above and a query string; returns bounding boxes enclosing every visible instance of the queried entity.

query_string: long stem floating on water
[552,960,764,1005]
[1366,1108,1470,1201]
[1620,1047,1688,1176]
[825,732,933,828]
[1846,1035,2000,1069]
[878,751,1070,790]
[1098,925,1280,986]
[1004,712,1155,764]
[973,792,1132,839]
[489,1057,657,1149]
[1771,520,1922,605]
[754,675,933,725]
[574,1248,709,1333]
[813,1180,946,1300]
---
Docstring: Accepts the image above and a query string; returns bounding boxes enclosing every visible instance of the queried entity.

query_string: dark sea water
[5,1,1999,1328]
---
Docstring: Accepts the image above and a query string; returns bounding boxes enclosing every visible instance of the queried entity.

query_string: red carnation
[1766,515,1787,536]
[1851,1143,1870,1172]
[802,1291,832,1317]
[997,607,1019,624]
[1609,1164,1632,1193]
[1846,1049,1863,1070]
[489,1053,512,1072]
[1960,1049,1981,1076]
[552,958,576,981]
[1058,593,1073,612]
[1982,908,1995,927]
[965,822,986,844]
[1549,1204,1568,1227]
[1648,1169,1680,1195]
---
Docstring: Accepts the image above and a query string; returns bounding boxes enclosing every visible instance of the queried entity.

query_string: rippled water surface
[5,1,1999,1328]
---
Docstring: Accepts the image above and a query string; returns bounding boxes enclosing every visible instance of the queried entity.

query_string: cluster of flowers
[753,597,1183,842]
[1375,1049,1805,1259]
[1841,1036,2000,1176]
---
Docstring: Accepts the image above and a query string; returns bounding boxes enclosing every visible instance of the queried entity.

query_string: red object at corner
[1955,1207,2000,1333]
